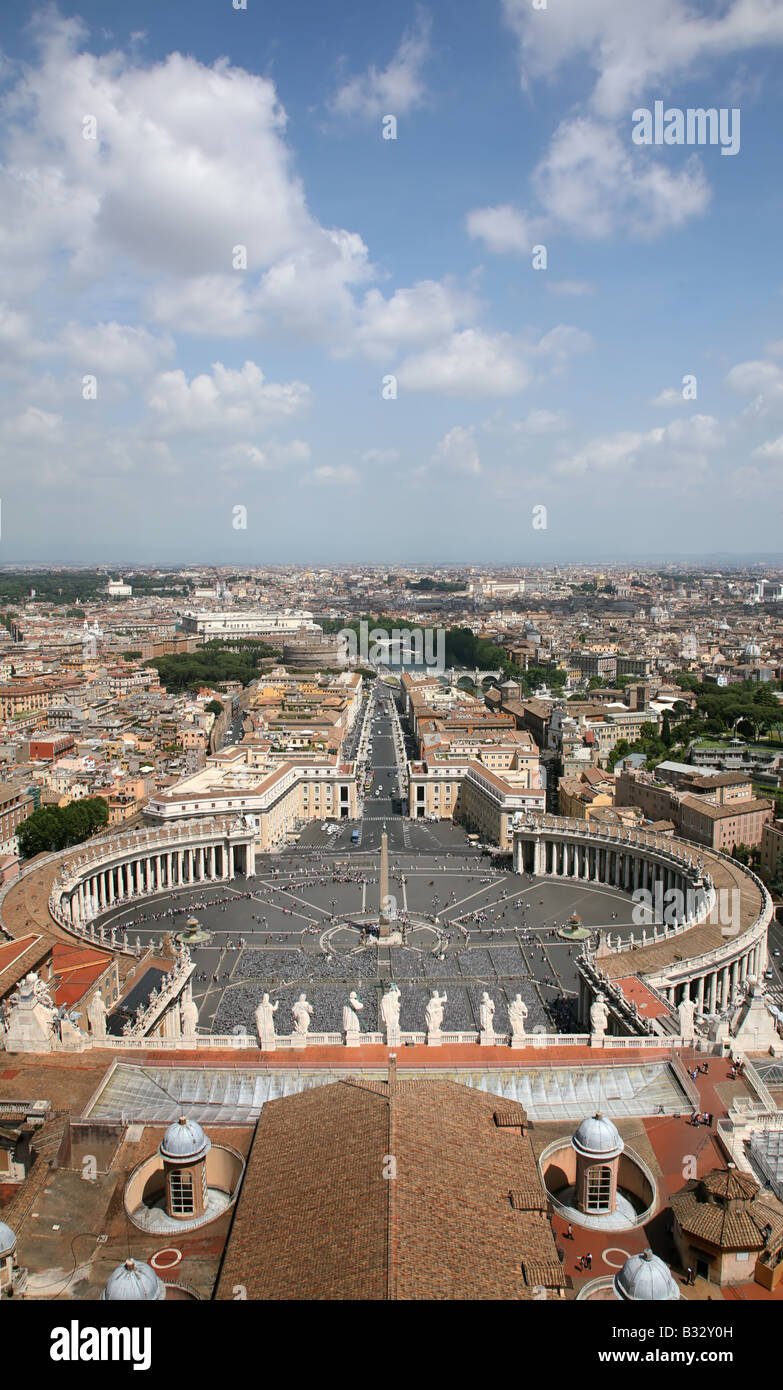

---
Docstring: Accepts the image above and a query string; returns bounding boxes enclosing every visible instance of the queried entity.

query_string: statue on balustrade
[342,991,363,1036]
[86,989,108,1039]
[425,989,447,1036]
[479,991,495,1035]
[292,993,314,1035]
[590,992,609,1040]
[380,982,401,1034]
[255,992,278,1046]
[508,994,528,1039]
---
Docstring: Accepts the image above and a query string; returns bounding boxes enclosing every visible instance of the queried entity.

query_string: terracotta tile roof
[670,1184,764,1249]
[215,1078,558,1301]
[509,1187,548,1212]
[51,940,113,1009]
[494,1108,528,1127]
[521,1258,566,1289]
[670,1168,783,1252]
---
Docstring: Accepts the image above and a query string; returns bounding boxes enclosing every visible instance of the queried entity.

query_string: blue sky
[1,0,783,564]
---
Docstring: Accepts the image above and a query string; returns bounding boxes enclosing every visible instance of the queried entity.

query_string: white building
[181,610,320,639]
[107,577,132,597]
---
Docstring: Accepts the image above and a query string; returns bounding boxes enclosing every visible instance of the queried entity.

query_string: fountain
[558,912,590,942]
[175,916,211,947]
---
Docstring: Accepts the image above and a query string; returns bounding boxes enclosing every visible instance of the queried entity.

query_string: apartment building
[0,781,36,856]
[0,682,51,723]
[145,746,358,850]
[616,768,773,851]
[407,739,545,850]
[760,820,783,879]
[558,767,615,819]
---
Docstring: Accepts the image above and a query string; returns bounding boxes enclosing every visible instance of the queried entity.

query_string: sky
[1,0,783,566]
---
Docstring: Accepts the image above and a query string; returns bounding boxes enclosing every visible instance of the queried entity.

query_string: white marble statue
[292,993,314,1035]
[479,991,495,1035]
[343,991,363,1036]
[255,992,279,1046]
[380,982,401,1034]
[180,988,199,1036]
[590,992,609,1040]
[425,989,447,1036]
[678,995,696,1042]
[508,994,528,1040]
[86,990,108,1039]
[3,973,59,1053]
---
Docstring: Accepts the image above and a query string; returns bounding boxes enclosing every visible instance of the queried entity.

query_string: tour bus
[351,828,360,843]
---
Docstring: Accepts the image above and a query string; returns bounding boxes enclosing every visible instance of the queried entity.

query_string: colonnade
[658,945,765,1016]
[515,832,700,921]
[515,818,772,1034]
[58,829,256,930]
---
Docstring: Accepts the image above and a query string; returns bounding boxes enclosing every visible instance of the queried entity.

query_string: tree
[608,739,631,771]
[17,796,109,859]
[205,699,224,716]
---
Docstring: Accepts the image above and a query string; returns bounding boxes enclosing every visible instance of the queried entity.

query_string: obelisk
[379,823,391,936]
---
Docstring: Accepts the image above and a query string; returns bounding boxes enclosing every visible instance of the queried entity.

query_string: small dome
[0,1220,17,1258]
[160,1115,210,1162]
[102,1258,166,1302]
[743,641,761,659]
[572,1112,624,1159]
[614,1249,680,1302]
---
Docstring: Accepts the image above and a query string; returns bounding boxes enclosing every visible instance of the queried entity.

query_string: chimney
[387,1052,397,1091]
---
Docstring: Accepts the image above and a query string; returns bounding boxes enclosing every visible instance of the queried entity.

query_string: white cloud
[361,448,400,466]
[60,321,174,375]
[465,205,535,256]
[501,0,783,118]
[554,414,723,478]
[724,357,783,420]
[532,117,711,241]
[308,464,359,486]
[476,0,780,250]
[352,279,479,360]
[146,360,311,435]
[466,117,710,250]
[536,324,594,362]
[0,302,43,359]
[330,12,431,119]
[486,409,569,435]
[221,439,311,472]
[147,277,262,338]
[397,328,530,397]
[726,359,783,395]
[4,407,62,440]
[651,387,689,407]
[0,14,371,348]
[752,435,783,462]
[430,425,480,476]
[546,280,596,297]
[252,229,373,345]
